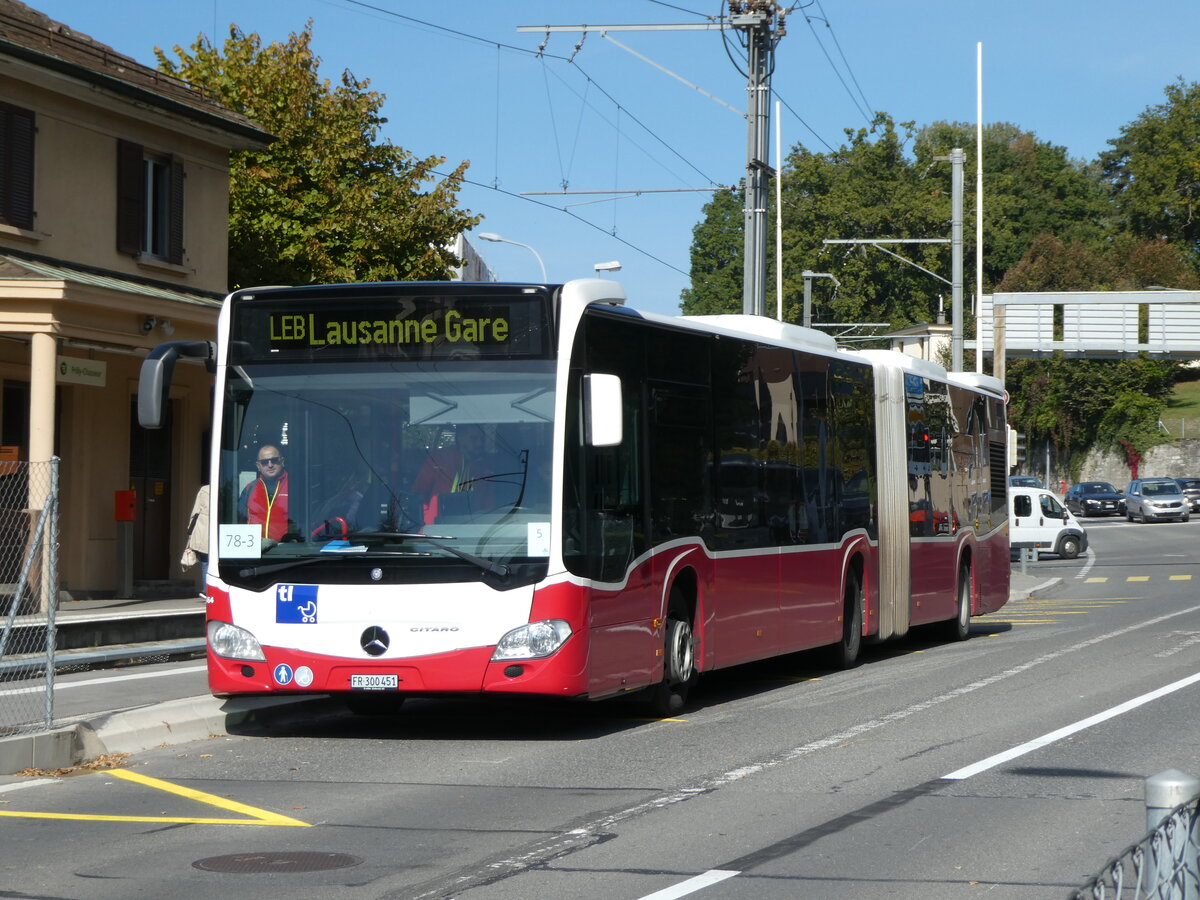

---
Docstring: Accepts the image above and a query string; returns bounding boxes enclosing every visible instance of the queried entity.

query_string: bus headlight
[207,620,267,661]
[491,620,572,661]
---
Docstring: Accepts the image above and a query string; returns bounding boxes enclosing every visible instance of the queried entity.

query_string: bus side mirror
[137,340,215,429]
[584,373,623,447]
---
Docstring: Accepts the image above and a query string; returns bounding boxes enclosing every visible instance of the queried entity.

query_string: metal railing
[1073,770,1200,900]
[0,459,61,737]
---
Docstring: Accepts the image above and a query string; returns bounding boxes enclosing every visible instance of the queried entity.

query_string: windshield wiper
[236,549,427,579]
[352,531,510,578]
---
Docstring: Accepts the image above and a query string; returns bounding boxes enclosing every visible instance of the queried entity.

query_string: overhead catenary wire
[646,0,716,17]
[334,0,720,189]
[813,0,873,116]
[803,12,871,125]
[442,170,692,278]
[492,44,502,189]
[539,58,568,189]
[774,92,849,160]
[327,0,833,296]
[539,60,722,187]
[601,32,743,118]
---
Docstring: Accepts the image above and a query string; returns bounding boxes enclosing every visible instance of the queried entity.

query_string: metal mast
[730,3,782,316]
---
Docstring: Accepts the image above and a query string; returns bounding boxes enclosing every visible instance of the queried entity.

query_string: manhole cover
[192,851,362,874]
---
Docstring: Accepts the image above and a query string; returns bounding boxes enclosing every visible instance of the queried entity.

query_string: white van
[1009,486,1088,559]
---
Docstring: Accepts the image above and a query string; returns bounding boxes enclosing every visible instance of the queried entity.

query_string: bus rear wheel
[831,572,863,669]
[643,603,695,717]
[944,564,972,642]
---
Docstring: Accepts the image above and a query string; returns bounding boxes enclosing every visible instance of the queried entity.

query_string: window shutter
[168,158,184,264]
[116,139,143,254]
[0,103,35,230]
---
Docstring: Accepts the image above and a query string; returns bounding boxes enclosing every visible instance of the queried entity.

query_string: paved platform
[3,593,206,673]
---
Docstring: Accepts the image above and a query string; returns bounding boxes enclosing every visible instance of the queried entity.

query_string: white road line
[944,669,1200,780]
[0,664,206,697]
[0,778,58,793]
[636,870,740,900]
[1076,546,1097,579]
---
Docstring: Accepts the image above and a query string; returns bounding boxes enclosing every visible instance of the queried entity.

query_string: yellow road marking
[1023,600,1140,606]
[0,768,311,827]
[1171,575,1193,581]
[989,620,1056,625]
[1085,577,1108,583]
[1127,576,1151,582]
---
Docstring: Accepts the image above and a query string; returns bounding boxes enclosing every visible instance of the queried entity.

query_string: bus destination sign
[230,290,551,363]
[269,309,510,348]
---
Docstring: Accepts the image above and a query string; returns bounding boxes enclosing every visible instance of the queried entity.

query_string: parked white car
[1010,486,1088,559]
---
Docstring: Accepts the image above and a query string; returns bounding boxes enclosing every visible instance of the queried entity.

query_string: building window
[0,102,35,230]
[117,139,183,264]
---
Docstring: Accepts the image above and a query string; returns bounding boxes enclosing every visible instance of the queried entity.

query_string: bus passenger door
[582,380,654,696]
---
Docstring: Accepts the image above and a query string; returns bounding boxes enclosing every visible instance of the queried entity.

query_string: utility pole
[733,3,783,317]
[949,147,964,371]
[517,3,786,318]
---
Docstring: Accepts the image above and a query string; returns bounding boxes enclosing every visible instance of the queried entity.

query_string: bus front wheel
[643,602,695,717]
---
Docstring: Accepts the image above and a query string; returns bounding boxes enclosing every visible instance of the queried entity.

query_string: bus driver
[239,443,292,540]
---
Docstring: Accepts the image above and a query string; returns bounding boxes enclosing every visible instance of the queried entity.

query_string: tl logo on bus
[276,584,318,624]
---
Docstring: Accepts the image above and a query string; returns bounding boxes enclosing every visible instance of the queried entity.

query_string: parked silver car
[1174,478,1200,513]
[1125,478,1191,523]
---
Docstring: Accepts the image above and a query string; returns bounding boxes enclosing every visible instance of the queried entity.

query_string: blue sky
[31,0,1200,316]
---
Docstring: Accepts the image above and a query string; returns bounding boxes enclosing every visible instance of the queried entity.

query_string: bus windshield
[215,358,556,584]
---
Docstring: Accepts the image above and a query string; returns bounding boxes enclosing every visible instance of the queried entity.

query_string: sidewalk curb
[1008,574,1064,604]
[1,694,338,775]
[1015,576,1064,601]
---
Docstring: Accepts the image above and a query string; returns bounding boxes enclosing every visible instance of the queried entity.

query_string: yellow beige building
[0,1,270,598]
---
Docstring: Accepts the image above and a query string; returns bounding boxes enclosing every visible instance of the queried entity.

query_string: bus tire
[832,571,863,669]
[643,600,695,717]
[945,564,972,642]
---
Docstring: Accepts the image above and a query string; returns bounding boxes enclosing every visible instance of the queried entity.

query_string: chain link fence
[0,459,60,737]
[1073,771,1200,900]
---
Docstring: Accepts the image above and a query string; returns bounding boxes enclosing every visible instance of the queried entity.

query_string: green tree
[776,114,946,329]
[679,188,743,314]
[916,122,1112,285]
[1101,78,1200,255]
[156,23,479,287]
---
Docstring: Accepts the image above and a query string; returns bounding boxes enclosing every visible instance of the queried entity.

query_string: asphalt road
[3,515,1199,899]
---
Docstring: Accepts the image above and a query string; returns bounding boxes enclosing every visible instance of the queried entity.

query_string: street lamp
[477,232,547,283]
[594,260,621,276]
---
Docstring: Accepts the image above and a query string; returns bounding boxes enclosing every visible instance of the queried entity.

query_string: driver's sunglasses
[257,457,283,467]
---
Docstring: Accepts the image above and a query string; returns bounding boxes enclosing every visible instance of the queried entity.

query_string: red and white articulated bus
[139,278,1009,715]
